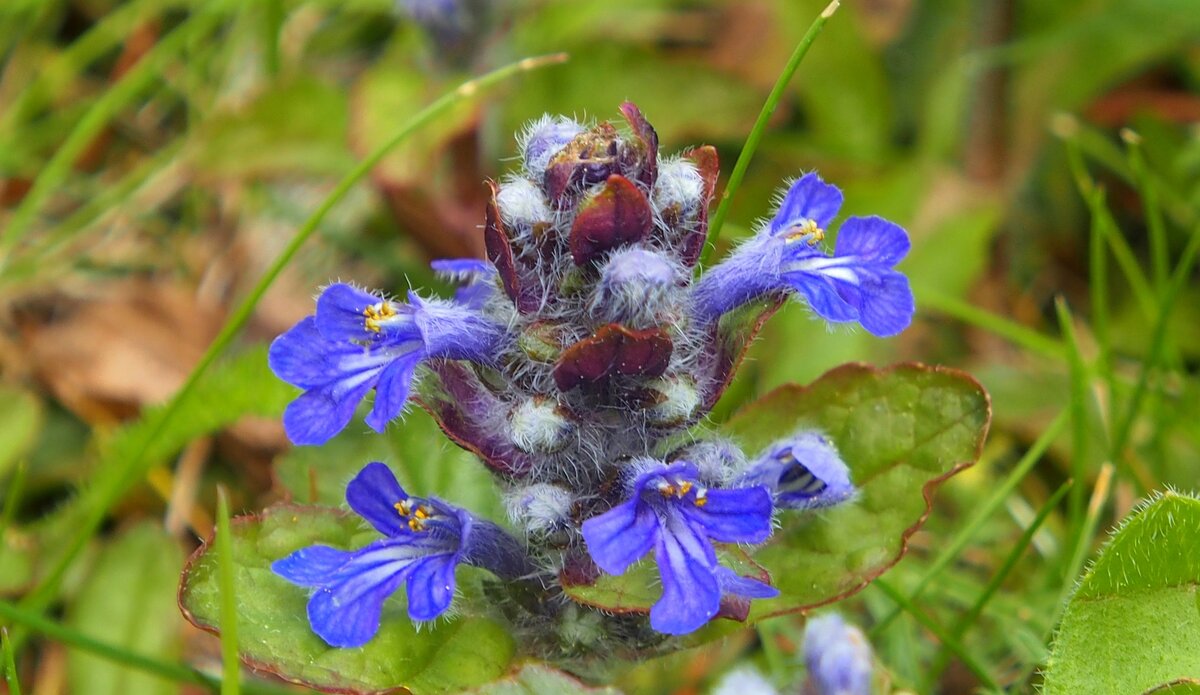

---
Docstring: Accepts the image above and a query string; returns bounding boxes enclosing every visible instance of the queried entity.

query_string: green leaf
[463,663,619,695]
[179,505,518,695]
[275,406,503,520]
[564,364,989,621]
[66,524,183,695]
[1143,681,1200,695]
[1043,492,1200,695]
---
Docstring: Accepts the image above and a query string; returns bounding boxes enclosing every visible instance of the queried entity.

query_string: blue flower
[580,461,776,635]
[738,432,856,510]
[803,614,874,695]
[692,173,914,337]
[273,462,531,647]
[268,283,506,445]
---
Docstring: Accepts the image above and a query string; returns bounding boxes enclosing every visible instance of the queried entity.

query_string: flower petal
[315,283,383,343]
[843,270,914,338]
[282,381,374,446]
[715,566,779,600]
[345,462,411,536]
[364,354,420,433]
[271,545,355,586]
[678,486,774,544]
[833,215,910,266]
[783,272,859,324]
[404,554,459,621]
[649,515,721,635]
[581,497,659,575]
[770,173,843,235]
[298,539,433,648]
[268,317,344,388]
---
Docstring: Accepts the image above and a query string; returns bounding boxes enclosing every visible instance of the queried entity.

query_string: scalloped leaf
[1043,492,1200,695]
[179,505,517,695]
[563,363,989,621]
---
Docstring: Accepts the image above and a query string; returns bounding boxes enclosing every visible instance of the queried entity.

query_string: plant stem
[216,488,240,695]
[695,0,838,272]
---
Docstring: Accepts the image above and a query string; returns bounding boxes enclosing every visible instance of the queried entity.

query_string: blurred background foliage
[0,0,1197,692]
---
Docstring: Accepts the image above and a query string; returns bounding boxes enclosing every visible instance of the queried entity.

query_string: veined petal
[315,283,390,343]
[580,498,659,575]
[649,514,721,635]
[842,270,914,338]
[271,545,356,586]
[770,173,843,235]
[404,554,460,621]
[833,215,910,265]
[430,258,494,279]
[364,354,421,433]
[292,538,437,648]
[677,486,773,544]
[282,380,375,446]
[715,566,779,600]
[346,462,412,536]
[269,317,365,389]
[782,271,859,324]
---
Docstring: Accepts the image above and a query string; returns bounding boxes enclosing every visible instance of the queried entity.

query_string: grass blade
[0,600,294,695]
[2,627,20,695]
[916,288,1065,360]
[696,0,838,271]
[870,411,1069,636]
[1053,298,1092,533]
[924,479,1073,688]
[873,578,999,692]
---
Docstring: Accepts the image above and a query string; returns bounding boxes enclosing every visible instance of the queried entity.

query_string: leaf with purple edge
[562,364,989,629]
[179,505,518,695]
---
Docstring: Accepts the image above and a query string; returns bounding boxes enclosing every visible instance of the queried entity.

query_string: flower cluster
[268,104,914,647]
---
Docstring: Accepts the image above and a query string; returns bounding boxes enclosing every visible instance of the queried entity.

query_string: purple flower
[738,432,856,510]
[268,283,505,445]
[803,614,874,695]
[692,173,914,337]
[580,461,776,635]
[273,462,531,647]
[521,115,584,175]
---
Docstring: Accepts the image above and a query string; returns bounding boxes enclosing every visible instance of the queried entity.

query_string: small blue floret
[580,461,776,635]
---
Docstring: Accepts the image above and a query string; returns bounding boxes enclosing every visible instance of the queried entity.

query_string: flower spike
[268,283,506,445]
[692,173,915,337]
[581,461,776,634]
[273,462,531,647]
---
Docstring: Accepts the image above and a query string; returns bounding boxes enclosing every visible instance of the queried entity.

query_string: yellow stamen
[785,219,825,246]
[394,500,410,516]
[407,517,426,532]
[658,483,677,498]
[364,302,397,333]
[678,481,693,497]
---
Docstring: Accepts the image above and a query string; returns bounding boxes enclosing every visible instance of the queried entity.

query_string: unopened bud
[509,397,574,453]
[505,482,575,536]
[643,374,700,427]
[591,247,681,326]
[653,158,705,223]
[521,115,584,176]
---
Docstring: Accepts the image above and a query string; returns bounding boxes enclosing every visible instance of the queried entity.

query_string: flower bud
[504,482,575,536]
[653,158,705,224]
[591,247,681,326]
[509,396,574,453]
[520,115,584,176]
[641,374,700,427]
[496,177,553,246]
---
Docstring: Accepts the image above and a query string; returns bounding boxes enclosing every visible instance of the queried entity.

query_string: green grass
[1,0,1197,692]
